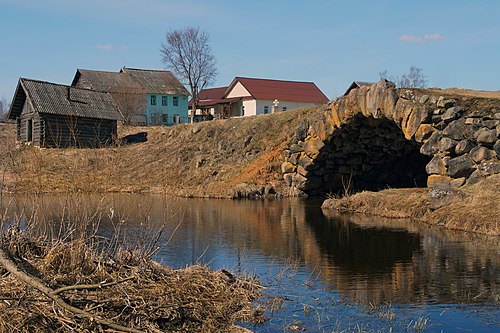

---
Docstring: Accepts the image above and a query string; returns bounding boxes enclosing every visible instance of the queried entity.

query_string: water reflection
[2,194,499,308]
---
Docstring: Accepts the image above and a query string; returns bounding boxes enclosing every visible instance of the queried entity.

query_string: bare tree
[379,66,428,88]
[0,97,7,121]
[160,27,217,123]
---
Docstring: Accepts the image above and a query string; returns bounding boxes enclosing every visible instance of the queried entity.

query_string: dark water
[2,194,499,332]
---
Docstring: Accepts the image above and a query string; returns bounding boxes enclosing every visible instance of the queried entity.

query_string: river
[2,194,499,332]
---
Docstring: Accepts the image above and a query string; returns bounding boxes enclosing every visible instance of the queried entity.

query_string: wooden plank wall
[41,114,117,148]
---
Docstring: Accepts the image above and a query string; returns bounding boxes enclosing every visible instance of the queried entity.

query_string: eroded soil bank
[321,173,500,236]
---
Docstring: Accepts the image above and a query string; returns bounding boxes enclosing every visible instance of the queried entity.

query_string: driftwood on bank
[0,247,144,333]
[0,231,262,332]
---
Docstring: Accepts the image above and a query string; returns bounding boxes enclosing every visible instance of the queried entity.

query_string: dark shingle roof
[72,69,142,93]
[343,81,375,96]
[72,67,190,96]
[121,67,190,96]
[8,78,123,121]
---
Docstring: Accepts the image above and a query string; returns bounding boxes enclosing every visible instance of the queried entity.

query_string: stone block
[455,139,475,155]
[298,154,314,170]
[427,174,452,188]
[289,143,303,153]
[442,119,466,141]
[419,95,429,104]
[403,105,432,140]
[297,165,309,177]
[281,161,296,174]
[494,140,500,156]
[426,155,447,175]
[295,122,308,141]
[420,132,443,156]
[303,137,325,159]
[414,124,435,143]
[437,96,456,109]
[442,107,463,123]
[283,173,294,186]
[289,153,300,165]
[428,185,464,210]
[478,161,500,176]
[438,137,458,153]
[447,154,475,178]
[292,173,308,190]
[482,119,498,129]
[475,128,497,146]
[469,146,496,163]
[466,169,482,186]
[450,177,466,188]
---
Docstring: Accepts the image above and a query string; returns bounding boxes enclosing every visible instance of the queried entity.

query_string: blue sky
[1,0,499,105]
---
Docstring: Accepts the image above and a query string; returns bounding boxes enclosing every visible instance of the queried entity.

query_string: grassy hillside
[0,106,325,197]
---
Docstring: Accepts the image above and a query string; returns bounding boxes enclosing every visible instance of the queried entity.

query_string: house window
[173,114,180,124]
[173,96,179,106]
[150,95,156,106]
[264,106,269,114]
[161,96,167,106]
[282,106,287,111]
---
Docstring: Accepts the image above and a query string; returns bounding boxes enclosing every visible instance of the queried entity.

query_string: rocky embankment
[280,80,500,196]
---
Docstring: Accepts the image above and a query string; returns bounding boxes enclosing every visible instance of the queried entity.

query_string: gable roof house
[343,81,375,96]
[72,67,190,126]
[7,78,123,148]
[197,77,329,118]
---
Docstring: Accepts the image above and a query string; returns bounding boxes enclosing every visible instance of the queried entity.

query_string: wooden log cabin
[7,78,123,148]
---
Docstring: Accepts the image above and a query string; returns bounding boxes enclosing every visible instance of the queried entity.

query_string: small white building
[224,77,329,117]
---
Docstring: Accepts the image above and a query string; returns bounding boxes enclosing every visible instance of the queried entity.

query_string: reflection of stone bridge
[281,80,500,196]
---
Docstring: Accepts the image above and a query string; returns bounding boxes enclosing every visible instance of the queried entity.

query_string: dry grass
[322,174,500,236]
[0,200,262,332]
[0,106,325,197]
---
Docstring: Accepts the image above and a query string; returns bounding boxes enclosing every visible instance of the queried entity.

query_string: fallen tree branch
[52,276,135,295]
[0,247,144,333]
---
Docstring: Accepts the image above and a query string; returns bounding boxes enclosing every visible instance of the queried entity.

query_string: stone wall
[281,80,500,196]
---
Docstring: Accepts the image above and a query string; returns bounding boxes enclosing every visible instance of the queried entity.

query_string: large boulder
[447,154,475,178]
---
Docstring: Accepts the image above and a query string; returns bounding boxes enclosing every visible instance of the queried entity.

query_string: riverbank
[0,217,261,332]
[0,106,324,198]
[321,173,500,236]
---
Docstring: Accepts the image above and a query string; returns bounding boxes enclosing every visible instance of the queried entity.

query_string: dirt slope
[0,106,324,197]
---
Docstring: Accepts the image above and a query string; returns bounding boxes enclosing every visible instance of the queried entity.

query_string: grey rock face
[447,155,475,178]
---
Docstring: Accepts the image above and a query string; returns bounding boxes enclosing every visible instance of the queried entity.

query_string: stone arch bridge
[281,80,500,196]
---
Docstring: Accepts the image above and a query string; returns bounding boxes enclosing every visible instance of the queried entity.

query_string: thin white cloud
[96,44,113,50]
[424,34,445,41]
[399,35,425,43]
[399,33,445,43]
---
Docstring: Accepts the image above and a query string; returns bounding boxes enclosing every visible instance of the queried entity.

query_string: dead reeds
[0,196,262,332]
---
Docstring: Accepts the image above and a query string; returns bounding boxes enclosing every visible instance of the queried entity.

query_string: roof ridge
[122,67,172,73]
[77,68,121,74]
[236,76,317,84]
[21,77,111,95]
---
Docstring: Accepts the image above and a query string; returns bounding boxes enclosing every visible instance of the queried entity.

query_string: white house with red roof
[193,77,329,119]
[224,77,328,117]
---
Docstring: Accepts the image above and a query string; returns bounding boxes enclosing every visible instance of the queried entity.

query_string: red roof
[225,77,329,104]
[198,86,227,100]
[189,86,239,107]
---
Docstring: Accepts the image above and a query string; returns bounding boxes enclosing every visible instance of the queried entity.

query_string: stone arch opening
[306,114,431,196]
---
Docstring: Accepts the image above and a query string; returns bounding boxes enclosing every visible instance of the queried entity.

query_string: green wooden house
[71,67,189,126]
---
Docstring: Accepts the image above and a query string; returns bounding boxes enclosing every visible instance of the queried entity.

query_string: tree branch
[0,247,144,333]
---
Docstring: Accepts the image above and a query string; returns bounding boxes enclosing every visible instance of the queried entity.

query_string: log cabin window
[161,96,167,106]
[27,119,33,142]
[173,96,179,106]
[150,95,156,106]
